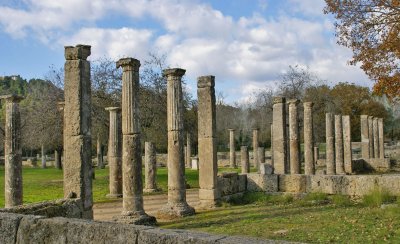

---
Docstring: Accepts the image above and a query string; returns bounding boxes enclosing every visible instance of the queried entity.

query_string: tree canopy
[324,0,400,98]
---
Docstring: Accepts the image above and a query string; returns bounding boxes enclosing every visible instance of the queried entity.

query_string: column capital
[228,128,235,131]
[116,58,140,72]
[360,114,369,119]
[105,107,121,112]
[303,101,314,108]
[0,94,24,103]
[64,45,91,60]
[287,99,299,105]
[273,96,285,104]
[163,68,186,78]
[197,75,215,88]
[252,128,259,131]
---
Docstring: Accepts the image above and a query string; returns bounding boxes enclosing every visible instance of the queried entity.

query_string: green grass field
[1,166,400,243]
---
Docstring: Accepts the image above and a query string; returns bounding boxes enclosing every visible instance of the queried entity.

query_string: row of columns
[361,115,384,159]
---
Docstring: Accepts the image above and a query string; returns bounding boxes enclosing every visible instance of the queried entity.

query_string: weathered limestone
[373,117,379,158]
[184,146,188,168]
[41,145,46,169]
[303,102,315,175]
[97,136,104,169]
[334,115,345,174]
[228,129,236,168]
[360,115,370,159]
[241,146,250,173]
[186,133,192,168]
[197,75,220,208]
[287,99,300,174]
[342,115,352,173]
[117,58,156,225]
[144,142,159,193]
[272,97,287,174]
[105,107,122,198]
[56,102,65,170]
[2,95,23,208]
[252,128,259,170]
[378,118,384,159]
[270,123,274,166]
[63,45,93,219]
[325,114,335,175]
[159,68,195,217]
[258,147,265,165]
[54,150,61,169]
[368,116,374,158]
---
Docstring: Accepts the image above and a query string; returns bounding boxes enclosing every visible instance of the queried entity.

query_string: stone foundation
[0,212,273,244]
[217,172,246,201]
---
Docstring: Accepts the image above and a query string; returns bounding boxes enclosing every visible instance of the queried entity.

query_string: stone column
[159,68,195,217]
[368,116,374,158]
[258,147,265,165]
[270,123,274,166]
[228,129,236,168]
[63,45,93,219]
[144,142,158,192]
[303,102,315,175]
[41,144,46,168]
[326,113,335,175]
[117,58,156,225]
[97,136,104,169]
[342,115,352,174]
[252,128,259,170]
[335,115,345,174]
[287,99,300,174]
[186,133,192,168]
[373,117,379,158]
[105,107,122,198]
[2,95,23,207]
[198,75,220,208]
[378,118,384,159]
[272,97,287,174]
[184,146,188,168]
[241,146,250,173]
[56,102,65,170]
[360,115,370,159]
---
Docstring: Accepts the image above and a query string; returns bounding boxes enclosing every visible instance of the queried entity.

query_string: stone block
[0,212,24,244]
[246,174,278,192]
[278,175,308,193]
[64,45,91,60]
[259,163,274,175]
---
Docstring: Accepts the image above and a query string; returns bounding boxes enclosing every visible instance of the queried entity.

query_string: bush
[362,187,396,208]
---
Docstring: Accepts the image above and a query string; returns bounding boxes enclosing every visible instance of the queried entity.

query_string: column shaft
[241,146,250,173]
[288,99,300,174]
[360,115,370,159]
[368,116,374,158]
[144,142,158,192]
[252,128,259,171]
[378,118,384,159]
[342,115,352,174]
[335,115,345,174]
[186,133,192,168]
[373,117,379,158]
[272,97,287,174]
[304,102,314,175]
[229,129,236,168]
[326,113,335,175]
[106,107,122,198]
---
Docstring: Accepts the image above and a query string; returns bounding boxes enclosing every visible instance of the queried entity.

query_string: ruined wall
[217,172,246,201]
[246,174,400,196]
[0,212,270,244]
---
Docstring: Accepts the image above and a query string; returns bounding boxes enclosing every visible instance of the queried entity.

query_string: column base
[198,189,220,209]
[143,188,161,193]
[106,193,123,198]
[113,211,157,226]
[157,202,195,219]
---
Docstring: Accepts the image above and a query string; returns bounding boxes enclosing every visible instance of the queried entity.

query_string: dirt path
[93,189,199,221]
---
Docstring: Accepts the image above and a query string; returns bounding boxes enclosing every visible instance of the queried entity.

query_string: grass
[362,187,397,207]
[160,192,400,243]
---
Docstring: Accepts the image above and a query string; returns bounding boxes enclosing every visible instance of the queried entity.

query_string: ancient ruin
[144,142,158,193]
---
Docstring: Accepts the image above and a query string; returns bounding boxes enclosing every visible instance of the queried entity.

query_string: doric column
[228,129,236,168]
[186,133,192,168]
[241,146,250,173]
[144,142,158,192]
[378,118,384,159]
[303,102,314,175]
[326,113,335,175]
[342,115,352,173]
[373,117,379,158]
[63,45,93,219]
[272,97,287,174]
[360,115,370,159]
[2,95,23,207]
[56,102,65,170]
[287,99,300,174]
[335,115,345,174]
[368,116,374,158]
[198,75,220,208]
[105,107,122,198]
[252,128,259,171]
[159,68,195,217]
[117,58,156,225]
[258,147,265,165]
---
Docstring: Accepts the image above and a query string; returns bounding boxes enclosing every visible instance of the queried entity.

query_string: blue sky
[0,0,372,104]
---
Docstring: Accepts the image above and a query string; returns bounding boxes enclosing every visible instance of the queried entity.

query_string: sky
[0,0,373,104]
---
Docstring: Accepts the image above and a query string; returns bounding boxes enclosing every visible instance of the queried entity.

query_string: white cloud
[0,0,373,103]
